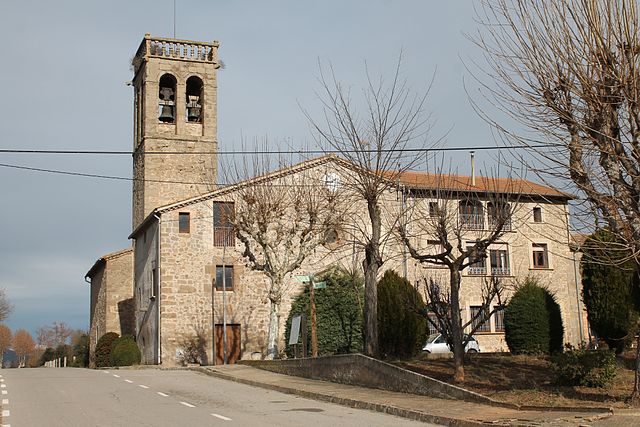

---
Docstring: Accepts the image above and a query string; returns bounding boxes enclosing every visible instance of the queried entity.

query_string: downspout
[564,204,584,343]
[84,276,96,347]
[154,212,162,365]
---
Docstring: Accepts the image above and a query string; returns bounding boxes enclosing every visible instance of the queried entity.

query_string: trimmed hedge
[94,332,119,368]
[504,277,564,355]
[285,267,363,357]
[377,270,427,359]
[110,335,141,367]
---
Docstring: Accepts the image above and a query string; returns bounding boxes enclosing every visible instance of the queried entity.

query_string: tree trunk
[363,199,382,359]
[630,333,640,405]
[266,298,280,359]
[450,268,465,382]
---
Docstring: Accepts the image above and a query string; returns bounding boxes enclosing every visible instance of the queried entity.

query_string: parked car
[422,333,481,354]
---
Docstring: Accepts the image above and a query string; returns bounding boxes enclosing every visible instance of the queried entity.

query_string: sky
[0,0,501,336]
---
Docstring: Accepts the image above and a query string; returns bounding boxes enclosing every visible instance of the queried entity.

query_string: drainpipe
[154,213,162,365]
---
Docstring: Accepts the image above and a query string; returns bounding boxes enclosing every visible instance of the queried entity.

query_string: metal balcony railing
[491,267,511,276]
[460,214,484,230]
[468,266,487,275]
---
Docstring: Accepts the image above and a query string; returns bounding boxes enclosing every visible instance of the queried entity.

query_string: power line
[0,143,559,156]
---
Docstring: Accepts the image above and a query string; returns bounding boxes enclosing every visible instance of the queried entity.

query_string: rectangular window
[215,265,234,291]
[533,207,543,223]
[428,201,439,217]
[459,201,484,230]
[213,202,235,247]
[467,245,486,275]
[427,312,440,335]
[470,306,490,333]
[178,212,190,233]
[488,202,511,231]
[490,248,510,276]
[494,305,505,332]
[532,243,549,268]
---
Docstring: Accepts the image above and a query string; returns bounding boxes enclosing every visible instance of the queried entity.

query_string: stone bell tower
[131,34,220,230]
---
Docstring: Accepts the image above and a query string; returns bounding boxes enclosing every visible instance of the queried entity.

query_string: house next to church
[86,34,588,367]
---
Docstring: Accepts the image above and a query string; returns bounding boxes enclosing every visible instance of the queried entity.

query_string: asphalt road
[0,367,437,426]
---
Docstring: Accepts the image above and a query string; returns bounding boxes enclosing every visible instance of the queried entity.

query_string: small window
[151,265,159,299]
[467,245,486,275]
[215,265,234,291]
[490,248,510,276]
[494,306,505,332]
[532,243,549,268]
[178,212,190,234]
[427,312,439,335]
[428,201,439,217]
[533,207,543,223]
[470,306,491,333]
[213,202,235,247]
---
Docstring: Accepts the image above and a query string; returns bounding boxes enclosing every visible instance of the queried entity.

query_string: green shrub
[285,267,363,357]
[94,332,119,368]
[377,270,427,359]
[552,345,617,387]
[582,229,640,354]
[110,335,141,367]
[504,277,564,355]
[72,334,90,367]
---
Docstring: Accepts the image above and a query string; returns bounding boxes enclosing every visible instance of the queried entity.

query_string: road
[0,367,437,426]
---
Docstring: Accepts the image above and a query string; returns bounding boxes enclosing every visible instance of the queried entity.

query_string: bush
[505,277,564,355]
[178,330,208,366]
[377,270,427,359]
[582,229,640,354]
[72,334,90,367]
[94,332,119,367]
[552,345,617,387]
[285,267,363,357]
[110,335,141,367]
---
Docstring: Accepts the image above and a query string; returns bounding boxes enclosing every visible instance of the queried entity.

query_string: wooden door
[214,324,241,365]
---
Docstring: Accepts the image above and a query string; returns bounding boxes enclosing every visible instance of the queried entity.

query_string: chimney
[470,151,476,186]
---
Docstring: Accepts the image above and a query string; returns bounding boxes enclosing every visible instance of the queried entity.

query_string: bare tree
[0,325,12,368]
[13,329,35,368]
[473,0,640,400]
[36,321,73,348]
[305,58,434,357]
[398,170,518,381]
[0,289,13,322]
[225,157,338,359]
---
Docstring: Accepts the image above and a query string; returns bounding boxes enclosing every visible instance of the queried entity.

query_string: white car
[422,333,481,354]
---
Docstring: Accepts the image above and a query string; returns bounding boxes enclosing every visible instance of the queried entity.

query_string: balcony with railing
[460,214,484,230]
[213,226,235,247]
[491,266,511,276]
[488,216,512,231]
[468,266,487,275]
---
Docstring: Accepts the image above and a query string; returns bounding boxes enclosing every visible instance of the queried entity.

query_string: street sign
[313,281,326,289]
[289,314,302,345]
[295,275,310,283]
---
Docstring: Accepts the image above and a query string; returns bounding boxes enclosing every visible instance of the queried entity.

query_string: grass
[395,351,637,409]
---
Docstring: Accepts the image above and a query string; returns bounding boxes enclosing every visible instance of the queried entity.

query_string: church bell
[159,104,175,122]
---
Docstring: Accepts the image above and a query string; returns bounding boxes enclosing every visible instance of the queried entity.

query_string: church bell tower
[131,34,220,229]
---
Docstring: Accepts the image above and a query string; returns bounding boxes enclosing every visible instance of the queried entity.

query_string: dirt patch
[395,352,636,409]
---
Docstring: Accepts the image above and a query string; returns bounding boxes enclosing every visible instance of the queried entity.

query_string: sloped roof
[85,247,133,280]
[394,171,571,199]
[129,155,570,238]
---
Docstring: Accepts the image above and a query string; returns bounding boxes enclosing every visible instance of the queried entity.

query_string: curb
[192,367,485,427]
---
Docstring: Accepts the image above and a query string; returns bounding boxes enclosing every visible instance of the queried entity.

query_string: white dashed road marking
[211,413,232,421]
[125,380,133,383]
[103,371,110,374]
[2,410,9,417]
[180,402,195,408]
[138,385,149,389]
[2,399,7,405]
[1,390,7,395]
[157,392,169,397]
[1,384,6,388]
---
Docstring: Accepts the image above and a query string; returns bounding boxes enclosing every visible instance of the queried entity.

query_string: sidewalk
[194,364,622,426]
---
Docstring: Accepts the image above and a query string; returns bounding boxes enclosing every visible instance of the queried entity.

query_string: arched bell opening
[186,76,204,123]
[158,74,177,123]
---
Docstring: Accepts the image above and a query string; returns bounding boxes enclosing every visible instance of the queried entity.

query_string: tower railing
[133,35,220,72]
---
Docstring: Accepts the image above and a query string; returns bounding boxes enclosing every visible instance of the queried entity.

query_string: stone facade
[131,35,220,230]
[131,156,588,366]
[85,248,134,365]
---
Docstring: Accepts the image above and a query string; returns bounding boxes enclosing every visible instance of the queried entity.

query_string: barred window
[494,305,505,332]
[213,202,235,247]
[470,306,490,333]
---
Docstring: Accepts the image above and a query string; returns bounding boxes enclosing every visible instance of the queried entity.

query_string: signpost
[295,274,327,358]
